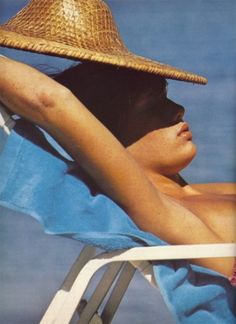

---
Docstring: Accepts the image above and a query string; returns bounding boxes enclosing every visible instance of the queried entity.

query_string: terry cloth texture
[0,118,235,323]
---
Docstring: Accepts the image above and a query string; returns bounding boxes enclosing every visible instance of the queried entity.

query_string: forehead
[128,73,167,92]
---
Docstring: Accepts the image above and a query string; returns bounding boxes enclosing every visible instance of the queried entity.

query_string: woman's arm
[0,56,161,215]
[1,56,233,275]
[1,56,232,276]
[0,56,221,240]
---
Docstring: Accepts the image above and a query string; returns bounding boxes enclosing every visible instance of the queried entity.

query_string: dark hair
[54,62,167,143]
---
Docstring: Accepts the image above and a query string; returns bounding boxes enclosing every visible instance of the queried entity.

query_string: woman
[0,0,235,285]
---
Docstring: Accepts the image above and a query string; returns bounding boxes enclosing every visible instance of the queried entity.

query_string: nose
[165,99,185,124]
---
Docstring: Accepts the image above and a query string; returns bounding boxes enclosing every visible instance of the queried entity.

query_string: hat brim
[0,29,207,84]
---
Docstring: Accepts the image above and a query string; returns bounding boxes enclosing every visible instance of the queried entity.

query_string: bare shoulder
[190,182,236,195]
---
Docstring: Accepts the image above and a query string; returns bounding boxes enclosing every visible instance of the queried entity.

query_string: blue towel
[0,119,235,323]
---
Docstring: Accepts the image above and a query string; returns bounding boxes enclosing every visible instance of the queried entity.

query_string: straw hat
[0,0,207,84]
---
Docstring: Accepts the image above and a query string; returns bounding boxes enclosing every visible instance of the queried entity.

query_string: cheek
[145,129,175,151]
[139,130,174,165]
[144,130,197,173]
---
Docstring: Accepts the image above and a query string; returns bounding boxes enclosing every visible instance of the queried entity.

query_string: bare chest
[177,193,236,241]
[179,193,236,218]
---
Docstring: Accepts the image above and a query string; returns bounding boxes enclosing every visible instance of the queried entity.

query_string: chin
[180,142,197,169]
[163,142,197,176]
[189,141,197,158]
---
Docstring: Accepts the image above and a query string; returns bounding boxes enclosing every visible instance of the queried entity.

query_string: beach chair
[1,105,236,323]
[40,243,236,324]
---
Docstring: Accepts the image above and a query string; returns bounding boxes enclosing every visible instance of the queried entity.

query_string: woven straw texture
[0,0,207,84]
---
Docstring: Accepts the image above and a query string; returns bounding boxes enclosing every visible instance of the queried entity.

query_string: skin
[123,91,236,238]
[0,56,235,278]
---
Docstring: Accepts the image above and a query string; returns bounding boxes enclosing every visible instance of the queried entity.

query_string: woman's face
[120,89,197,176]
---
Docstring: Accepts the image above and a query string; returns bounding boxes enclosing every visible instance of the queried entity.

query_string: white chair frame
[40,243,236,324]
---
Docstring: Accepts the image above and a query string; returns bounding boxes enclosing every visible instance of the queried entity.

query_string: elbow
[34,85,72,127]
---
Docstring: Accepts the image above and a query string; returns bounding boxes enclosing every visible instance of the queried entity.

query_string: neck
[144,170,199,198]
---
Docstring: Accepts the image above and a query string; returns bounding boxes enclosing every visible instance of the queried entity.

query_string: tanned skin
[0,57,235,277]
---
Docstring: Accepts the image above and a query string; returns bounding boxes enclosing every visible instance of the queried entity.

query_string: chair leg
[78,262,124,323]
[101,262,136,324]
[78,262,136,324]
[89,313,104,324]
[40,246,97,324]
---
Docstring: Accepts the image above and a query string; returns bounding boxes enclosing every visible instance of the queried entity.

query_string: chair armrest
[96,243,236,263]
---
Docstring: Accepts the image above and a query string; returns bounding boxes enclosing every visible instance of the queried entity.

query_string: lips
[177,122,192,140]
